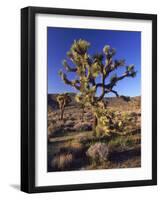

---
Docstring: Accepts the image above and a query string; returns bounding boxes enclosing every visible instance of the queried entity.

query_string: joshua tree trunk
[60,107,64,120]
[93,115,98,133]
[81,106,84,121]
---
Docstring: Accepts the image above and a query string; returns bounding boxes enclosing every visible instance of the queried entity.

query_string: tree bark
[81,106,84,121]
[60,108,64,120]
[93,115,98,133]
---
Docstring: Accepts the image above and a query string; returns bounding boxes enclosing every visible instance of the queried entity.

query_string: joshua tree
[59,39,136,135]
[56,93,71,120]
[75,94,85,121]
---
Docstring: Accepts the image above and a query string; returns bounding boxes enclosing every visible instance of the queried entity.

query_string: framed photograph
[21,6,157,193]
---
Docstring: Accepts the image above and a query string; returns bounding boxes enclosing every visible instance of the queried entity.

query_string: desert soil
[47,94,141,172]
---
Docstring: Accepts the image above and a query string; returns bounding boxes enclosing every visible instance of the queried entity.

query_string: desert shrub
[76,133,96,144]
[64,141,86,157]
[73,122,92,132]
[108,135,138,153]
[51,153,74,170]
[93,106,134,138]
[65,120,75,127]
[49,119,79,136]
[129,112,137,117]
[137,112,141,117]
[48,123,54,135]
[86,142,109,164]
[120,95,131,102]
[49,125,65,136]
[84,112,93,120]
[111,111,139,135]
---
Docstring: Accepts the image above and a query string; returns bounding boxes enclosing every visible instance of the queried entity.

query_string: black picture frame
[21,6,157,193]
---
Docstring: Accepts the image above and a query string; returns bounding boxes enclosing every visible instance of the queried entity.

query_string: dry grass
[64,141,86,157]
[108,134,141,153]
[51,153,74,170]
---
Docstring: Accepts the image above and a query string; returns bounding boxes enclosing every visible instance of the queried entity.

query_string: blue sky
[47,27,141,97]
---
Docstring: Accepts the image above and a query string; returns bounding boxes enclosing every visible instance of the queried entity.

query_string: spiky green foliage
[59,39,136,135]
[93,102,111,137]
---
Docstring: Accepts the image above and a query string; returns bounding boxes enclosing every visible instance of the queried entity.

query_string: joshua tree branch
[96,71,106,102]
[63,60,77,72]
[109,89,119,97]
[60,72,80,90]
[89,76,96,86]
[107,71,135,89]
[96,70,135,89]
[104,59,125,78]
